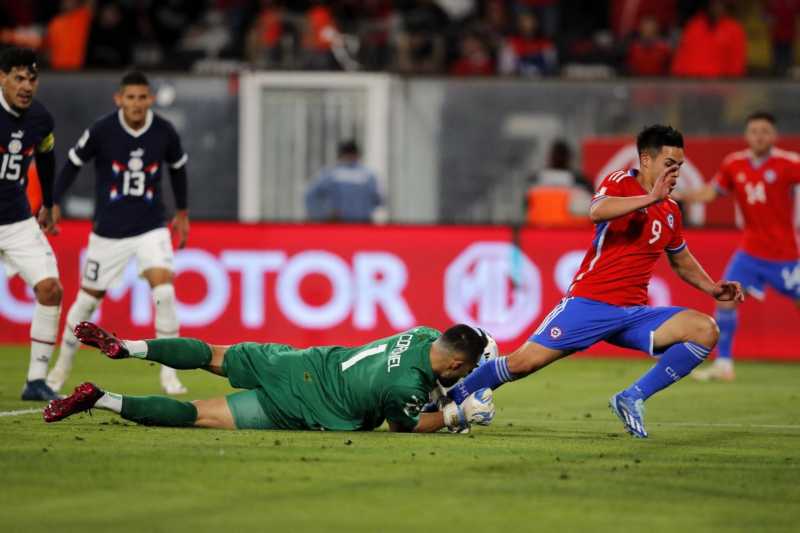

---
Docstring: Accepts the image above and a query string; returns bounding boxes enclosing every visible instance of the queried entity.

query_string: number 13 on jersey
[122,170,145,196]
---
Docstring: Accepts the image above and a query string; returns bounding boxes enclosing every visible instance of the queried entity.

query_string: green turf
[1,345,799,533]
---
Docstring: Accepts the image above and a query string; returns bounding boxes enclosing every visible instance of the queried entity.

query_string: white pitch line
[525,419,800,430]
[655,421,800,430]
[0,408,42,418]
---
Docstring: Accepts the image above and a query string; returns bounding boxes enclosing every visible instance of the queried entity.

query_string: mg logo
[445,242,541,341]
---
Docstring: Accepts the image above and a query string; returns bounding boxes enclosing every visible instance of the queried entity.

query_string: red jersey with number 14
[713,148,800,261]
[568,169,686,307]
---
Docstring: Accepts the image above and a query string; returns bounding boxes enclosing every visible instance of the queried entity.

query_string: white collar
[0,89,20,118]
[118,109,153,138]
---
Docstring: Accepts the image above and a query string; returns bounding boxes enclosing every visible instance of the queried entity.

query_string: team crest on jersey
[550,327,562,339]
[737,172,746,183]
[764,169,777,183]
[129,148,144,172]
[403,395,425,418]
[667,214,675,229]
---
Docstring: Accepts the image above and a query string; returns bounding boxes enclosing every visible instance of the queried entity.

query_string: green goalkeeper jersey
[226,327,440,431]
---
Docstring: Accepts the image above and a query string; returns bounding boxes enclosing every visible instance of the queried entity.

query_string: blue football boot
[609,392,648,438]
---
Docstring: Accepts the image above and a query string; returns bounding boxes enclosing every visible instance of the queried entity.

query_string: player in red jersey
[681,112,800,381]
[447,125,744,438]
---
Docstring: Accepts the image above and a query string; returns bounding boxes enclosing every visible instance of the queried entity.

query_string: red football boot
[74,321,129,359]
[43,382,104,423]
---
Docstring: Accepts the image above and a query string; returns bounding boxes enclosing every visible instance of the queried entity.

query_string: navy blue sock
[715,308,737,360]
[448,358,514,404]
[625,342,711,401]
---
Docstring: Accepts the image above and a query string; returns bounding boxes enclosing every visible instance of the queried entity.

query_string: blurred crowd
[1,0,798,77]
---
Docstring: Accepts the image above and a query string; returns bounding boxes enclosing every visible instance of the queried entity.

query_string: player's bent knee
[690,312,719,348]
[192,398,236,430]
[34,278,62,305]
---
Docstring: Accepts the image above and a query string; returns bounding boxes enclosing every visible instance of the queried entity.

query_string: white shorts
[82,227,174,291]
[0,217,59,286]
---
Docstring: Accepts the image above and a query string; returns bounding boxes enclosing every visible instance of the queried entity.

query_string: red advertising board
[582,135,800,227]
[1,221,797,361]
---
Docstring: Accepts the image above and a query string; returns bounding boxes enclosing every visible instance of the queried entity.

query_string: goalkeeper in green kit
[44,322,497,433]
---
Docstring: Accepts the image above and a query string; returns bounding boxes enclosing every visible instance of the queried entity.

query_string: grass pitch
[1,345,799,533]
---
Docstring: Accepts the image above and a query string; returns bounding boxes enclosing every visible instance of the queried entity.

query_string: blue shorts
[724,250,800,301]
[530,297,686,356]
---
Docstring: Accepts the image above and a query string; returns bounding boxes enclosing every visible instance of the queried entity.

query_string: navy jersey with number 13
[67,109,187,238]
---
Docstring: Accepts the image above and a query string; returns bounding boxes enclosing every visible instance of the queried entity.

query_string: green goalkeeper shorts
[222,342,304,430]
[225,390,278,430]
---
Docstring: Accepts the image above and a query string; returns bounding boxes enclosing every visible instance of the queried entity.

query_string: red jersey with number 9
[713,148,800,261]
[568,169,686,306]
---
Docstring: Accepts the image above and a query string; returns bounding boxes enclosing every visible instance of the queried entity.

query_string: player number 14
[745,182,766,205]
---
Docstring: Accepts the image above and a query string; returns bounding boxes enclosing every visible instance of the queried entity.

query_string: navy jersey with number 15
[68,109,187,238]
[0,91,55,225]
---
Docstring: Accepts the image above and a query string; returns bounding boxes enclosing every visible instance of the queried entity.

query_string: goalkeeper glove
[442,388,495,431]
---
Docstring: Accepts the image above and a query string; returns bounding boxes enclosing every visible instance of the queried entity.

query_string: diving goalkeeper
[44,322,496,433]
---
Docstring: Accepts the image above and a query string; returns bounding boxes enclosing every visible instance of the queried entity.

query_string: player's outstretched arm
[388,388,496,434]
[668,247,744,302]
[590,164,679,223]
[672,183,718,204]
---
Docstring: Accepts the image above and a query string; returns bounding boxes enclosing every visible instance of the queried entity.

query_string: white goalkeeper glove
[442,388,495,432]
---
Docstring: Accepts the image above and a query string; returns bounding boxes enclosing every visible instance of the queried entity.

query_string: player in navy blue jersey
[0,48,63,401]
[48,71,190,395]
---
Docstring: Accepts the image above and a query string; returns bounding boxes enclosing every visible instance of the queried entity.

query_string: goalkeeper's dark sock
[118,395,198,427]
[448,358,515,404]
[125,338,212,369]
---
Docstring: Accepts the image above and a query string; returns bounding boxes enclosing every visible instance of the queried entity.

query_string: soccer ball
[425,329,500,431]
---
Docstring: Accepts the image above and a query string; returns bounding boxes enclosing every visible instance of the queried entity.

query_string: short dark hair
[120,71,150,88]
[636,125,684,155]
[338,140,360,157]
[0,47,38,75]
[440,324,488,365]
[746,111,776,126]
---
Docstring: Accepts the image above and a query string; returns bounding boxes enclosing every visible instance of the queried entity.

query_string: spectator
[499,10,558,76]
[625,15,672,76]
[246,0,294,68]
[610,0,677,40]
[671,0,746,77]
[477,0,511,52]
[305,140,384,223]
[44,0,92,70]
[515,0,560,38]
[766,0,800,76]
[393,0,449,74]
[85,2,135,68]
[449,31,494,76]
[355,0,394,71]
[556,0,620,69]
[302,1,338,70]
[524,139,592,227]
